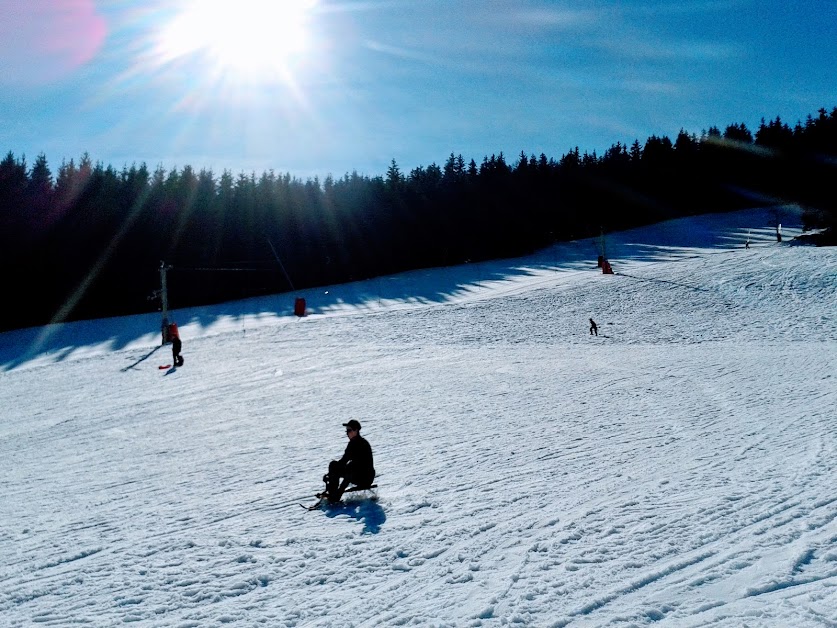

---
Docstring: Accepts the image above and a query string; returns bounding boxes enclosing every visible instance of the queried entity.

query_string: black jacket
[339,434,375,484]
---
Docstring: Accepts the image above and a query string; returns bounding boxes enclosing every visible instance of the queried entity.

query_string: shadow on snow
[321,499,387,534]
[0,206,805,371]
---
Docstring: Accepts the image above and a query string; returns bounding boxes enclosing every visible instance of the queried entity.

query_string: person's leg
[327,461,345,499]
[332,478,350,503]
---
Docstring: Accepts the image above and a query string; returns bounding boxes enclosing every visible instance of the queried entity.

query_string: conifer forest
[1,107,835,332]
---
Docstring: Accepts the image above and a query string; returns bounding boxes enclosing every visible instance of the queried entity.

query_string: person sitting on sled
[323,420,375,504]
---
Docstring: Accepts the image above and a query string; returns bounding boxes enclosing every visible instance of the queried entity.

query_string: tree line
[1,106,835,332]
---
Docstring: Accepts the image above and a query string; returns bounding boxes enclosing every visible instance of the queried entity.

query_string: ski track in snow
[1,207,836,627]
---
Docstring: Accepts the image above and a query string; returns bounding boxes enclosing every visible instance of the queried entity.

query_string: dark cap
[343,419,361,431]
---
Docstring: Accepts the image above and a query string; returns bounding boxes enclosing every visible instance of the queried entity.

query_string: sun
[157,0,318,83]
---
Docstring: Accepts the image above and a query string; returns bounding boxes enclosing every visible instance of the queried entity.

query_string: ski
[159,364,172,369]
[301,491,331,511]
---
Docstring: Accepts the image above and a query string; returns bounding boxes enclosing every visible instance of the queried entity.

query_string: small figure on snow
[169,324,184,367]
[323,420,375,504]
[589,318,598,336]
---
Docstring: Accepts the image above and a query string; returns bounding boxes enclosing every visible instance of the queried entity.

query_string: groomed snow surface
[1,206,835,627]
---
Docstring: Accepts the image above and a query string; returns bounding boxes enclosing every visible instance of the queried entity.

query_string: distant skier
[169,324,184,367]
[323,420,375,504]
[589,318,598,336]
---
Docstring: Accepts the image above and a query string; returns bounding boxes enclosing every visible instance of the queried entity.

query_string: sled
[301,484,378,511]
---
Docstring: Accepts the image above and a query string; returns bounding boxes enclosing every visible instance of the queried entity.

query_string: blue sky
[1,0,835,180]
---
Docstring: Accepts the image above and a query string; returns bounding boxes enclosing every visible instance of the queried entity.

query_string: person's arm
[337,440,354,465]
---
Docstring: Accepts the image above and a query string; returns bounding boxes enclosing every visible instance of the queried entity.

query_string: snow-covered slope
[1,206,835,627]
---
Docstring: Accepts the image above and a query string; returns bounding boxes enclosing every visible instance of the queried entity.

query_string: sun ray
[154,0,318,84]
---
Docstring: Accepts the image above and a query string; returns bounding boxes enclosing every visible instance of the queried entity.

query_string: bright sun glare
[157,0,317,83]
